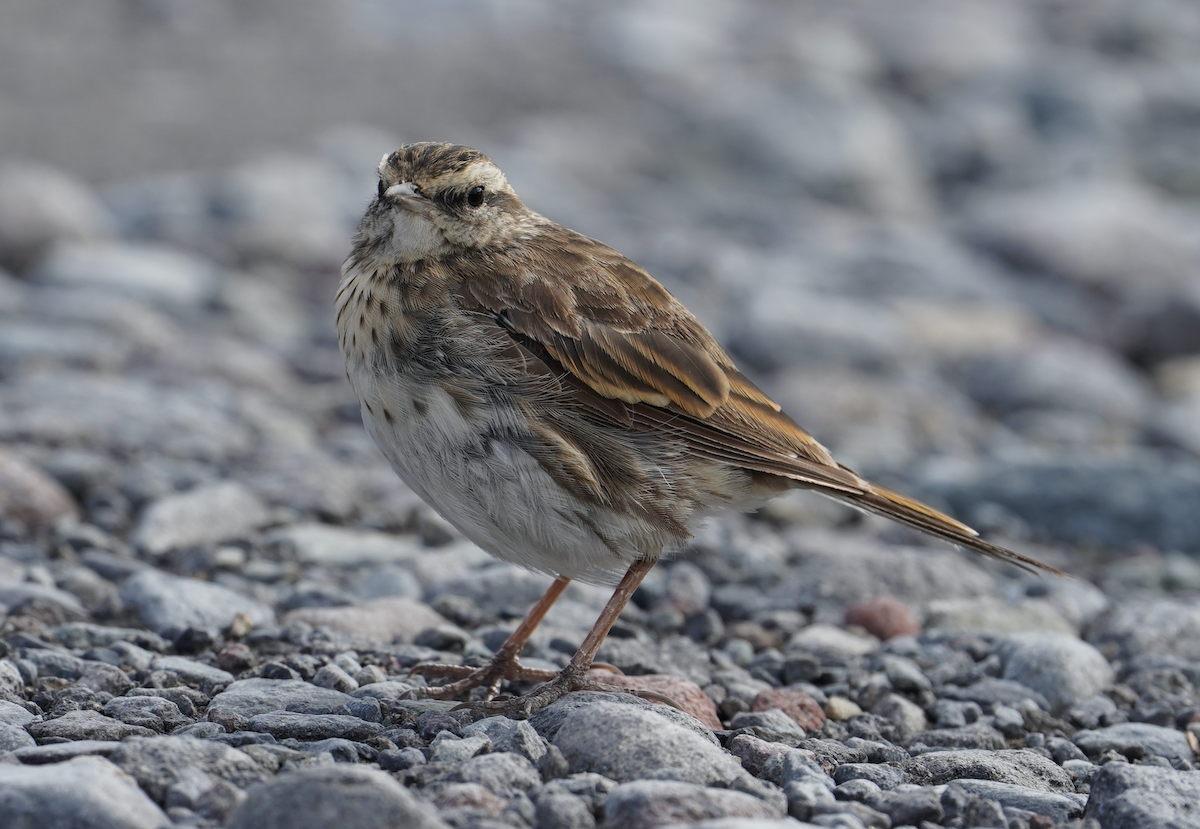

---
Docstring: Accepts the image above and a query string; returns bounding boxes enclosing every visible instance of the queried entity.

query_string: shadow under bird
[336,142,1064,717]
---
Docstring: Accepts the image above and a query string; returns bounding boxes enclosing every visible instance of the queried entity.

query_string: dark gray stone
[1084,762,1200,829]
[534,791,596,829]
[1073,723,1195,764]
[0,755,169,829]
[225,765,449,829]
[437,751,541,795]
[530,691,718,745]
[26,709,157,742]
[245,712,382,742]
[103,695,191,733]
[951,779,1085,824]
[461,715,547,763]
[833,763,908,790]
[906,722,1007,750]
[12,739,122,764]
[149,655,234,694]
[870,784,945,826]
[905,749,1074,793]
[109,735,267,804]
[940,677,1052,711]
[602,780,782,829]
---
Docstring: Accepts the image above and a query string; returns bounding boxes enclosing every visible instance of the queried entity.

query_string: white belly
[350,370,650,584]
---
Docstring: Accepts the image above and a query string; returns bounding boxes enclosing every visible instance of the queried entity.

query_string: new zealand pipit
[336,143,1063,717]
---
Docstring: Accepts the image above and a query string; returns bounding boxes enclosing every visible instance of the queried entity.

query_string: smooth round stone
[0,756,168,829]
[998,633,1114,714]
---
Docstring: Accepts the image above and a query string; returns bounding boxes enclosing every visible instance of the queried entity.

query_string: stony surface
[1,3,1200,827]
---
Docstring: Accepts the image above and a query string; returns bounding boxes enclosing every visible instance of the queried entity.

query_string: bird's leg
[472,557,660,718]
[411,576,570,700]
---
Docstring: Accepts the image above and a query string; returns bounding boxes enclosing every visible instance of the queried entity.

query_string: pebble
[103,695,192,733]
[0,447,79,531]
[997,632,1113,714]
[0,756,168,829]
[845,596,922,640]
[1072,722,1196,765]
[131,481,272,555]
[543,699,780,808]
[121,570,274,638]
[282,597,445,644]
[603,780,783,829]
[205,678,366,722]
[108,735,267,804]
[751,688,827,731]
[906,749,1075,793]
[1084,762,1200,829]
[26,709,158,742]
[582,671,722,729]
[950,779,1086,824]
[34,241,217,308]
[225,765,449,829]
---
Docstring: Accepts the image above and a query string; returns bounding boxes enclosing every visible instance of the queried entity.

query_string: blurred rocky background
[2,1,1200,828]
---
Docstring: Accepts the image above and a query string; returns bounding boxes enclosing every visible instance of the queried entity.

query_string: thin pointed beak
[384,181,433,216]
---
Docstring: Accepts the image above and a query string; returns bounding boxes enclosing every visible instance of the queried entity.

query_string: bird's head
[357,142,527,264]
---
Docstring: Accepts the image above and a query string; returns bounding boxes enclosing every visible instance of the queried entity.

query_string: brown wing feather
[454,223,1061,576]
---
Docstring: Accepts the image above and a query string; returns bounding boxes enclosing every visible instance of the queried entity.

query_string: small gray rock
[26,709,157,742]
[123,570,273,638]
[206,678,378,724]
[1073,722,1195,765]
[103,695,191,733]
[225,764,449,829]
[534,791,596,829]
[906,722,1007,750]
[603,780,783,829]
[548,699,782,809]
[941,678,1051,711]
[0,755,168,829]
[245,712,382,742]
[35,240,217,307]
[730,708,808,744]
[12,740,122,764]
[132,481,272,555]
[150,655,234,695]
[461,716,547,763]
[1084,762,1200,829]
[312,663,358,694]
[905,749,1074,793]
[951,779,1085,824]
[998,633,1113,714]
[0,721,36,750]
[0,699,35,726]
[833,763,908,790]
[438,751,541,796]
[109,735,267,804]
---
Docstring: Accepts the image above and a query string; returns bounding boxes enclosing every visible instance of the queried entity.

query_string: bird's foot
[408,655,560,701]
[455,663,683,719]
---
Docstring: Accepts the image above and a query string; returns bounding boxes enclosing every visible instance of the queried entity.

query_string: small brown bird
[336,143,1063,716]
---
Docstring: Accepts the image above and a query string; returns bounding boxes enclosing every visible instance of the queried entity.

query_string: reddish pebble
[585,670,721,729]
[845,596,921,640]
[216,643,256,672]
[751,688,826,731]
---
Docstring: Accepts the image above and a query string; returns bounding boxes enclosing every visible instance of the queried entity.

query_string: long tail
[833,482,1068,577]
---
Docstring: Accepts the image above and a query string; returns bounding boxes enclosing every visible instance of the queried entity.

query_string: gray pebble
[603,780,782,829]
[122,570,273,639]
[905,748,1074,793]
[378,746,426,771]
[1072,722,1196,765]
[149,655,234,695]
[906,722,1007,751]
[950,779,1085,823]
[940,677,1052,711]
[103,695,192,733]
[833,763,908,790]
[534,790,596,829]
[245,712,382,742]
[0,755,168,829]
[1084,762,1200,829]
[548,699,780,808]
[205,677,358,721]
[0,721,36,750]
[312,663,358,694]
[998,633,1113,714]
[461,715,547,763]
[26,709,157,742]
[730,708,809,744]
[225,764,449,829]
[109,735,266,804]
[437,751,542,796]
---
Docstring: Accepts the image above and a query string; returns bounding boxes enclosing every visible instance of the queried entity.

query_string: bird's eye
[377,180,386,198]
[466,185,485,208]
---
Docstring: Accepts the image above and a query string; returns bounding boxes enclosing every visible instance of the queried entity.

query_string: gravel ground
[3,2,1200,829]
